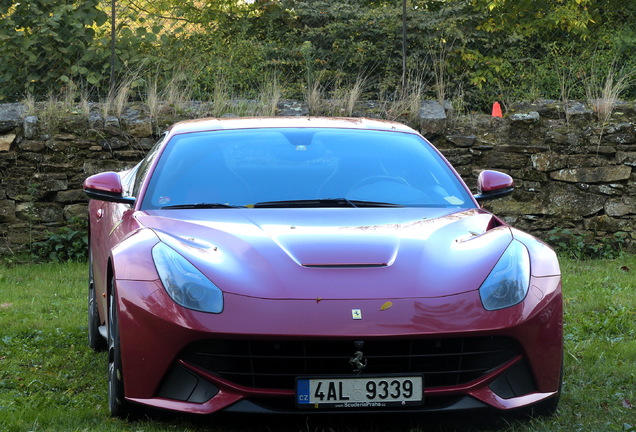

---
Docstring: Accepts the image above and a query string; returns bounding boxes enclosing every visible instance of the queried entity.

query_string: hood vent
[302,263,388,268]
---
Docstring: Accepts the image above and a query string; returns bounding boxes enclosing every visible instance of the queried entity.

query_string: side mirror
[83,172,136,205]
[474,170,514,202]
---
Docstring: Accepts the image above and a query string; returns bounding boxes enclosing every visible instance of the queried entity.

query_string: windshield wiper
[252,198,403,208]
[161,203,245,209]
[348,200,404,207]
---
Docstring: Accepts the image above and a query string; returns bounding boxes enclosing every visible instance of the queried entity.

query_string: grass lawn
[0,257,634,432]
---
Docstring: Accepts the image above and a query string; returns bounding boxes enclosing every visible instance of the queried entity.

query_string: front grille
[181,337,519,390]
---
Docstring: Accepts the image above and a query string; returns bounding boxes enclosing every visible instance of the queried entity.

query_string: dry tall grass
[585,61,636,123]
[256,74,282,116]
[382,73,428,124]
[304,74,369,117]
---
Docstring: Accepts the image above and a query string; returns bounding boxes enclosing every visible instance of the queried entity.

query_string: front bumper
[115,275,562,414]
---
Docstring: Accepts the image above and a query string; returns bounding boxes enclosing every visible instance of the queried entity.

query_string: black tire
[88,251,107,351]
[108,279,132,418]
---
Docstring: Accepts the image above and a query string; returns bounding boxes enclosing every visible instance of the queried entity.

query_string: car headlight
[479,240,530,311]
[152,242,224,313]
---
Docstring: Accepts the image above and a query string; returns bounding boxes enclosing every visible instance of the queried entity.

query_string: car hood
[139,208,513,300]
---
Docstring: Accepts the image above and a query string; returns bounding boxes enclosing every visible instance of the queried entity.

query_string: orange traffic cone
[492,102,502,118]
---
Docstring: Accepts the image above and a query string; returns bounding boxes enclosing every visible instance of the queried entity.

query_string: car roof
[166,116,419,136]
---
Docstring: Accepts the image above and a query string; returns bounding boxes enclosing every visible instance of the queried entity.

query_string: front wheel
[108,279,132,418]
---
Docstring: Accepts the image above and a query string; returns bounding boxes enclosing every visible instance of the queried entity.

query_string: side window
[120,164,140,198]
[132,136,166,198]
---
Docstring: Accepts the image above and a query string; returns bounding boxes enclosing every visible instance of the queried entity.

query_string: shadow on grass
[127,407,540,432]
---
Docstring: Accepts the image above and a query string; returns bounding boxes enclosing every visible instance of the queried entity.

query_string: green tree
[0,0,108,100]
[473,0,594,36]
[111,0,281,98]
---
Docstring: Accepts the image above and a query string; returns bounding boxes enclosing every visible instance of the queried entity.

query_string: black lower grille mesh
[181,337,519,390]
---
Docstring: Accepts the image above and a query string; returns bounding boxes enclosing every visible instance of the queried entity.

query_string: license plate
[296,375,423,409]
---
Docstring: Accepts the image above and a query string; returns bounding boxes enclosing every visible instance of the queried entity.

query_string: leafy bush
[0,0,108,100]
[546,227,628,260]
[1,0,635,111]
[32,218,88,263]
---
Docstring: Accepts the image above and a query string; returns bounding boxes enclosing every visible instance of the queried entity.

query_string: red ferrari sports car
[84,117,562,418]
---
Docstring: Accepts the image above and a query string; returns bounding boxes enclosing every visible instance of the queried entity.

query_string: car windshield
[140,128,474,210]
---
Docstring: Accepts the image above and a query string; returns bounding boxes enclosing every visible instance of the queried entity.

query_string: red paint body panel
[84,171,124,194]
[135,208,512,299]
[114,274,561,412]
[478,170,514,192]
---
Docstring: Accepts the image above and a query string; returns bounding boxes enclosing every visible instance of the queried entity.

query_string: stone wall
[0,100,634,258]
[428,101,635,253]
[433,103,636,251]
